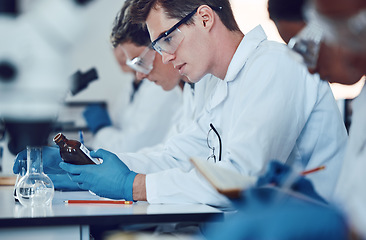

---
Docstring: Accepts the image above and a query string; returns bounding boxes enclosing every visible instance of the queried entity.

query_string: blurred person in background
[109,1,219,145]
[311,0,366,237]
[267,0,306,43]
[205,0,366,239]
[268,0,362,85]
[82,0,183,153]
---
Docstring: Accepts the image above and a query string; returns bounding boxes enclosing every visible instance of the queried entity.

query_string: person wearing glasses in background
[310,0,366,238]
[203,0,366,239]
[21,0,347,208]
[268,0,362,86]
[267,0,363,135]
[81,0,183,154]
[282,0,366,237]
[109,1,219,146]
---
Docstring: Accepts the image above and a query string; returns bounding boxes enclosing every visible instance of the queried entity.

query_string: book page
[190,157,257,198]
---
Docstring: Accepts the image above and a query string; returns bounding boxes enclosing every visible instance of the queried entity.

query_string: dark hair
[110,0,151,48]
[129,0,240,32]
[267,0,306,22]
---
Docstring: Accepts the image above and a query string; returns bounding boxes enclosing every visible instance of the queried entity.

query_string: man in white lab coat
[35,0,346,207]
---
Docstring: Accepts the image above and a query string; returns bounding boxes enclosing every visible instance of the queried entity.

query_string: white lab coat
[166,75,220,141]
[333,82,366,238]
[137,74,220,153]
[118,26,347,207]
[91,79,182,153]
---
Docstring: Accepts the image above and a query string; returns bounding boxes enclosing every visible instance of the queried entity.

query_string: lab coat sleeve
[333,84,366,237]
[116,124,206,174]
[146,168,231,206]
[222,50,314,175]
[91,82,182,153]
[220,45,346,200]
[117,134,232,207]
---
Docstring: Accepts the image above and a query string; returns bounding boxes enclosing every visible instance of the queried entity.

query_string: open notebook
[190,157,257,198]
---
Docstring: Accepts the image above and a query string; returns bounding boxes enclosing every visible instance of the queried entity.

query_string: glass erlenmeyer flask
[16,146,54,207]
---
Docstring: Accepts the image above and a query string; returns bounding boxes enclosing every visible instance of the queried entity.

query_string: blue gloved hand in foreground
[83,104,112,134]
[204,188,349,240]
[256,160,326,203]
[14,146,63,174]
[59,149,137,201]
[48,174,81,191]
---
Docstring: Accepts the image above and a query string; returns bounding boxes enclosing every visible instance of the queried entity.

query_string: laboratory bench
[0,186,223,239]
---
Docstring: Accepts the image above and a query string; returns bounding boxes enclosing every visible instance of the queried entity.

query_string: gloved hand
[48,174,81,191]
[14,146,64,174]
[59,149,137,200]
[204,188,349,240]
[83,104,112,134]
[256,160,326,203]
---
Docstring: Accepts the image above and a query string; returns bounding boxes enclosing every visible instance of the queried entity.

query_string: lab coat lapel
[209,25,268,110]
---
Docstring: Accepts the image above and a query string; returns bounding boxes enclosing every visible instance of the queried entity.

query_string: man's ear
[197,5,215,31]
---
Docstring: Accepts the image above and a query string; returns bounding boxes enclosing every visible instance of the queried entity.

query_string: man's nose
[161,52,175,64]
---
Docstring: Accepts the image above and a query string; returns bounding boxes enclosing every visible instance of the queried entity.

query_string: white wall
[18,0,132,105]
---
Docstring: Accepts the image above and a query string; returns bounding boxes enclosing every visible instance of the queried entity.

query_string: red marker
[301,166,326,176]
[64,200,133,205]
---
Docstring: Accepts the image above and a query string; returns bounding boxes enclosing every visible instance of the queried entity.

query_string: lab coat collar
[209,25,268,110]
[225,25,267,83]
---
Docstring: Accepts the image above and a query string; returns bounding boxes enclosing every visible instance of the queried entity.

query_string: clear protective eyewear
[126,46,156,74]
[206,123,222,163]
[152,6,222,55]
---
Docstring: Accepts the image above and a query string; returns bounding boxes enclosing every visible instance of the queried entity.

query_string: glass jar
[16,146,54,207]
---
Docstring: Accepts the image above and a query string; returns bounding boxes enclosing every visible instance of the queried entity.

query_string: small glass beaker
[13,158,27,201]
[16,146,54,207]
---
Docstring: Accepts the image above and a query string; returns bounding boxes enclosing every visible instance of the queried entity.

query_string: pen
[301,165,325,175]
[79,130,84,144]
[64,200,133,204]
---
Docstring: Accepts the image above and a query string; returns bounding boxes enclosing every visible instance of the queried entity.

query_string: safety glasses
[151,6,222,55]
[126,46,156,74]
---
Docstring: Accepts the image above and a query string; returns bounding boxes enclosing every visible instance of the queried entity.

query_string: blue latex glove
[256,160,326,203]
[13,146,64,174]
[48,174,81,191]
[59,149,137,200]
[204,188,349,240]
[83,104,112,134]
